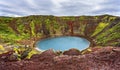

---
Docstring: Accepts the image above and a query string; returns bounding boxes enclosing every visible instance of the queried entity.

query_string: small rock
[112,48,120,52]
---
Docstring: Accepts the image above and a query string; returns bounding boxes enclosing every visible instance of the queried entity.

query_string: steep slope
[0,15,120,47]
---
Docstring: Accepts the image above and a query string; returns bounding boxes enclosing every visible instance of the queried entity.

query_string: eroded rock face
[63,48,81,55]
[0,47,120,70]
[1,15,120,47]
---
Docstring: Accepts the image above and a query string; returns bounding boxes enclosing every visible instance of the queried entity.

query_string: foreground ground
[0,47,120,70]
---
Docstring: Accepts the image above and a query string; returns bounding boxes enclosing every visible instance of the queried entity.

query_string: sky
[0,0,120,17]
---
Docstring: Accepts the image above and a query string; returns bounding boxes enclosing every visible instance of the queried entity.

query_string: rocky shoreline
[16,34,94,49]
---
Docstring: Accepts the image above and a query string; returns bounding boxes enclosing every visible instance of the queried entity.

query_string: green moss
[79,16,85,20]
[26,49,39,59]
[91,22,109,37]
[96,22,120,45]
[17,23,25,35]
[30,21,35,36]
[45,19,51,29]
[79,24,86,35]
[109,17,116,21]
[0,15,120,47]
[102,16,108,20]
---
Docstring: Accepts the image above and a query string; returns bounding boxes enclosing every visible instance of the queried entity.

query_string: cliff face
[0,15,120,46]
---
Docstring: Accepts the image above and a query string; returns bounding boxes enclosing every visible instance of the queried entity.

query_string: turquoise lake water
[36,36,90,51]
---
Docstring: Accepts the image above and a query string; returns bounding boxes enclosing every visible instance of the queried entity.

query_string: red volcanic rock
[0,47,120,70]
[63,48,81,55]
[31,49,57,62]
[0,50,15,61]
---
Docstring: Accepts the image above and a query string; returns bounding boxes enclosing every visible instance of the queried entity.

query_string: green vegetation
[0,45,5,54]
[12,46,40,60]
[91,22,109,37]
[96,22,120,46]
[30,21,36,36]
[0,15,120,48]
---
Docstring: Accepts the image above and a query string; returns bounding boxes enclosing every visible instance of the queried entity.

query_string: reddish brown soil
[0,47,120,70]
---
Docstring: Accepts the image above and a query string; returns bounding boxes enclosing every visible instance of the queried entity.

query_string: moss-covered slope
[0,15,120,46]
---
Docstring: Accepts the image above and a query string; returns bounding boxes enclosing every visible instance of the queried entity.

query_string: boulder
[31,49,57,62]
[63,48,81,55]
